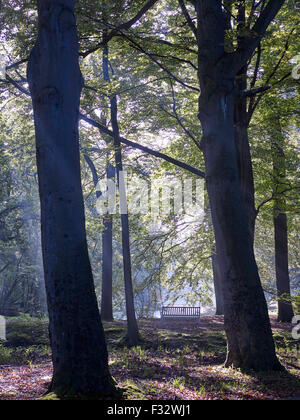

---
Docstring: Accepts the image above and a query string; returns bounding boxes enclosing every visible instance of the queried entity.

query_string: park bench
[161,306,201,322]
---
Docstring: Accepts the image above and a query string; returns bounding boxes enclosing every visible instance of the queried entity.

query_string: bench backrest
[161,306,201,318]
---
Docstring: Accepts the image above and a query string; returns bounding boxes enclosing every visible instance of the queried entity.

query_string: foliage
[0,0,299,318]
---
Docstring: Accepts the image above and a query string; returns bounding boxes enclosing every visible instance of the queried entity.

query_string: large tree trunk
[213,7,256,313]
[199,90,281,371]
[272,118,294,323]
[234,67,256,245]
[213,66,256,316]
[27,0,115,397]
[196,0,282,371]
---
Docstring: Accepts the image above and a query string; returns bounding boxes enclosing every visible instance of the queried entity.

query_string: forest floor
[0,315,299,400]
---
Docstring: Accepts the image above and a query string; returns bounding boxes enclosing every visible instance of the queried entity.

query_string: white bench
[161,306,201,322]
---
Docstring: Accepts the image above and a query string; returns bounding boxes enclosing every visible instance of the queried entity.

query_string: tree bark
[27,0,116,397]
[213,89,256,316]
[196,1,282,372]
[212,5,256,316]
[101,163,115,322]
[212,253,224,315]
[234,67,256,244]
[199,90,281,371]
[272,118,294,323]
[101,213,114,321]
[274,212,294,322]
[102,44,140,345]
[84,154,114,322]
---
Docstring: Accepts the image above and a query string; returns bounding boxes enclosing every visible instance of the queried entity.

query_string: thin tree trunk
[101,163,115,322]
[272,118,294,323]
[102,43,140,345]
[274,212,294,322]
[27,0,116,397]
[101,212,114,321]
[84,154,114,322]
[212,253,224,315]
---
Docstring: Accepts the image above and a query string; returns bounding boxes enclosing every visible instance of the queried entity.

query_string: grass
[0,317,50,366]
[0,316,299,400]
[6,317,49,347]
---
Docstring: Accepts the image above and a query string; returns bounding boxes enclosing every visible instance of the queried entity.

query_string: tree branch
[178,0,197,39]
[232,0,285,72]
[107,0,159,39]
[118,31,199,92]
[81,0,159,57]
[242,85,271,97]
[161,80,202,150]
[79,112,205,178]
[1,74,30,96]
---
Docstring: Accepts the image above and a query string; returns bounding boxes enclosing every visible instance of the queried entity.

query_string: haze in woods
[0,0,299,402]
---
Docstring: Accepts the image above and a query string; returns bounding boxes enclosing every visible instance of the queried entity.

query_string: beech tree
[1,0,299,378]
[194,0,284,370]
[27,0,116,397]
[209,1,297,316]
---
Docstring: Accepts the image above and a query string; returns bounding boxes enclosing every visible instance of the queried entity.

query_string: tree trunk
[101,215,113,321]
[196,0,282,371]
[101,164,115,322]
[213,48,256,316]
[111,99,140,346]
[234,67,256,245]
[212,90,255,317]
[27,0,116,397]
[272,118,294,323]
[212,253,224,315]
[102,44,140,345]
[199,88,281,371]
[84,154,114,322]
[274,212,294,322]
